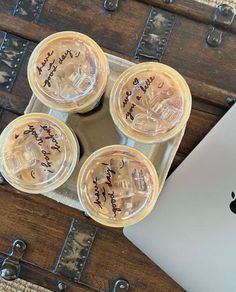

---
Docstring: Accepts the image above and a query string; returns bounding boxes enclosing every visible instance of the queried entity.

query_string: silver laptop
[124,104,236,292]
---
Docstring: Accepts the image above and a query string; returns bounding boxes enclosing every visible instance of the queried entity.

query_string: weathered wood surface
[140,0,236,33]
[0,0,235,291]
[0,183,183,291]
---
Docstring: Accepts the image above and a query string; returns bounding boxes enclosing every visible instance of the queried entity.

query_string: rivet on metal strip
[103,0,119,12]
[55,219,97,283]
[111,279,130,292]
[136,7,176,62]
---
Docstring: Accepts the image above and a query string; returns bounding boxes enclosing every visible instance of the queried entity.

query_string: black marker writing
[40,125,61,152]
[107,191,122,217]
[140,76,155,94]
[122,91,132,108]
[41,150,54,173]
[125,103,136,120]
[37,50,54,75]
[59,49,73,65]
[48,59,56,71]
[101,163,116,187]
[43,64,58,88]
[93,177,102,209]
[24,125,43,146]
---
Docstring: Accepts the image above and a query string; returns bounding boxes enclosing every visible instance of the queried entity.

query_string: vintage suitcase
[0,0,235,291]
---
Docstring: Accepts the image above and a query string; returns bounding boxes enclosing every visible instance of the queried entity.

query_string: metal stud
[103,0,119,12]
[57,282,67,291]
[226,96,236,106]
[111,279,130,291]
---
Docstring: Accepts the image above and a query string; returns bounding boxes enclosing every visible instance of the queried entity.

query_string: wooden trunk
[0,0,235,291]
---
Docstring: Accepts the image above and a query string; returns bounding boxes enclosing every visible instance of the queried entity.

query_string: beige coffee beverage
[77,145,159,227]
[0,113,79,193]
[110,62,192,143]
[28,31,109,113]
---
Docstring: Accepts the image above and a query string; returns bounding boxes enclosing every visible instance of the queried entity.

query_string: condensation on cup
[28,31,109,113]
[0,113,79,193]
[110,62,192,143]
[77,145,159,227]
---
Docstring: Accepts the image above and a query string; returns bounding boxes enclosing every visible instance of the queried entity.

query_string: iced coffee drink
[28,31,109,113]
[0,113,79,193]
[77,145,159,227]
[110,62,192,143]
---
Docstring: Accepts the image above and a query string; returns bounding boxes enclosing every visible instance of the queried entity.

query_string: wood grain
[0,12,56,42]
[39,0,150,56]
[0,1,235,290]
[0,0,16,15]
[139,0,236,34]
[163,16,236,94]
[0,188,70,270]
[0,253,94,292]
[0,12,235,110]
[0,185,183,291]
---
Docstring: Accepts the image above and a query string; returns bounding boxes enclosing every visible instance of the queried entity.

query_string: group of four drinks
[0,31,192,227]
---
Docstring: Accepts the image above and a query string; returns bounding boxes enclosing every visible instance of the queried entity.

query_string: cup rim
[27,31,109,113]
[0,113,79,193]
[109,62,192,143]
[77,144,159,227]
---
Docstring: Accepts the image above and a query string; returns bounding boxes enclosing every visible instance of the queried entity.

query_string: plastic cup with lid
[110,62,192,143]
[77,145,159,227]
[0,113,79,193]
[28,31,109,113]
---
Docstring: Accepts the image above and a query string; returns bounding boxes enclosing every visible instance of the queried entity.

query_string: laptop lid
[124,104,236,292]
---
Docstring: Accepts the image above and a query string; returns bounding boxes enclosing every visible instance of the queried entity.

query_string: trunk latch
[207,4,235,47]
[0,240,26,281]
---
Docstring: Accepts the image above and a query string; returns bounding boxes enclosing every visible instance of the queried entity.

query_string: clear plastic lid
[0,113,79,193]
[28,31,109,113]
[110,62,192,143]
[77,145,159,227]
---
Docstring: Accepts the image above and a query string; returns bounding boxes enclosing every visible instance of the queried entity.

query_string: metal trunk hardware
[0,33,28,92]
[226,96,236,106]
[0,0,45,92]
[206,4,235,47]
[111,279,130,291]
[103,0,119,11]
[136,7,176,62]
[14,0,45,22]
[55,219,97,283]
[0,240,27,281]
